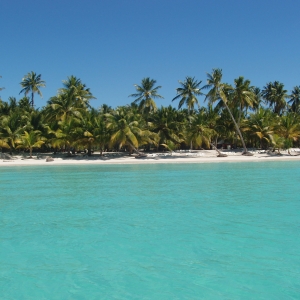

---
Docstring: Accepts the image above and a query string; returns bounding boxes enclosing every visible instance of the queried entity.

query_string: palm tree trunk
[188,109,193,150]
[29,147,32,158]
[211,143,227,157]
[223,101,251,155]
[31,92,34,107]
[128,142,145,156]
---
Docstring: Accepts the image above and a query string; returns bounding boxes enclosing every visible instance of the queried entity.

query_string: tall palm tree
[172,77,204,113]
[232,76,256,126]
[59,75,95,108]
[0,75,4,93]
[129,77,164,113]
[288,86,300,113]
[172,76,205,149]
[19,71,46,107]
[250,87,264,112]
[205,68,252,155]
[262,81,288,115]
[45,76,94,124]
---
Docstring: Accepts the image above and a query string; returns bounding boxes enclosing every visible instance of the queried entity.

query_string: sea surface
[1,161,300,299]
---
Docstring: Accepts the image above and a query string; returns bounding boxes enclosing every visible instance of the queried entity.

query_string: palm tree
[106,107,155,154]
[93,107,111,156]
[48,117,82,156]
[276,113,300,155]
[262,81,288,115]
[149,106,184,151]
[59,75,95,108]
[205,68,252,155]
[45,93,84,122]
[244,107,276,149]
[0,111,27,154]
[19,71,46,107]
[16,130,45,158]
[188,111,214,149]
[232,76,256,126]
[0,75,4,94]
[172,77,204,113]
[129,77,164,114]
[250,87,264,112]
[288,86,300,113]
[270,134,285,154]
[172,77,205,149]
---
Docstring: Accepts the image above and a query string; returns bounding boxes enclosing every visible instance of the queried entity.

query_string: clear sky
[1,0,299,109]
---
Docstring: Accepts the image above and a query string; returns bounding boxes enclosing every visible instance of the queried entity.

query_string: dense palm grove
[0,69,300,157]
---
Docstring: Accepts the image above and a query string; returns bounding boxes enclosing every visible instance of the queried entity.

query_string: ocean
[1,161,300,299]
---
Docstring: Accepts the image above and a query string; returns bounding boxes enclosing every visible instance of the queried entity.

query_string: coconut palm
[18,96,32,111]
[129,77,164,113]
[19,71,46,107]
[172,76,205,149]
[0,75,4,94]
[244,107,276,149]
[276,113,300,155]
[16,130,45,158]
[106,106,155,154]
[48,117,82,156]
[45,76,95,123]
[45,93,84,122]
[172,77,204,113]
[270,134,285,154]
[59,75,95,108]
[0,138,9,150]
[0,111,27,154]
[149,106,184,150]
[76,109,100,156]
[92,111,109,156]
[250,87,264,112]
[205,68,252,155]
[288,86,300,113]
[188,111,215,149]
[232,76,256,126]
[262,81,288,114]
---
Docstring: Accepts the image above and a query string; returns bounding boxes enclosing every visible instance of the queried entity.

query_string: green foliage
[0,72,299,156]
[19,71,46,107]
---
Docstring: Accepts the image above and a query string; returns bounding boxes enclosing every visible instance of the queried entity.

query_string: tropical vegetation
[0,71,300,157]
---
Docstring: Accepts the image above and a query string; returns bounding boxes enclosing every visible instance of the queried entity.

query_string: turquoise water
[1,161,300,299]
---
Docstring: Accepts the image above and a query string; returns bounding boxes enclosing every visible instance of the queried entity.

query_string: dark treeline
[0,69,300,157]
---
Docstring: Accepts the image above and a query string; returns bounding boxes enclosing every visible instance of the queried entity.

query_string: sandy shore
[1,150,300,167]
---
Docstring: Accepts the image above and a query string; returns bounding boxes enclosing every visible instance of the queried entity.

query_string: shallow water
[1,161,300,299]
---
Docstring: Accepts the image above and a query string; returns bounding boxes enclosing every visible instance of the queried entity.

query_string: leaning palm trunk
[222,101,252,155]
[211,143,227,157]
[128,142,146,156]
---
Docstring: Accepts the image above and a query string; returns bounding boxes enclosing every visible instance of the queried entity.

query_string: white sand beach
[1,149,300,166]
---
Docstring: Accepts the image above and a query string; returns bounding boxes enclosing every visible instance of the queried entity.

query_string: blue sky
[1,0,299,109]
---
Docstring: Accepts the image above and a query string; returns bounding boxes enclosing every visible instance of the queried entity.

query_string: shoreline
[1,150,300,167]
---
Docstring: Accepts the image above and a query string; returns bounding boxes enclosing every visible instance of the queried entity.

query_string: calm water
[1,161,300,299]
